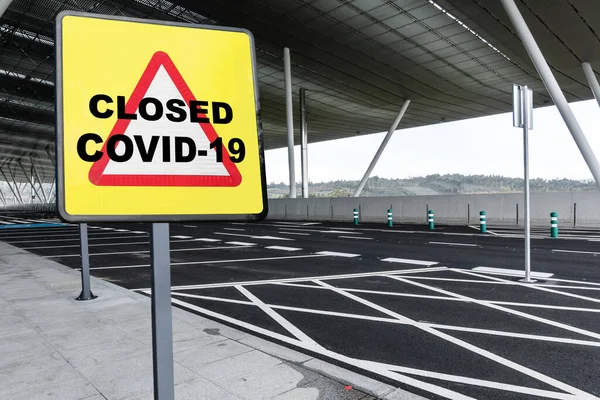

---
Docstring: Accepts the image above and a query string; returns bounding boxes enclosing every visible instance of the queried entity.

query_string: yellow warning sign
[56,12,267,222]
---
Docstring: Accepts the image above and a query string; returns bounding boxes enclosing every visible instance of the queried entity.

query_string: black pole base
[76,291,98,301]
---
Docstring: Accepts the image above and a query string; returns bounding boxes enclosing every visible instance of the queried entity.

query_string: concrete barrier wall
[267,191,600,227]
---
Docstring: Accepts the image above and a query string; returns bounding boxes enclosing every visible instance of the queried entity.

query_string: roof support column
[299,87,308,198]
[0,186,7,205]
[353,100,410,197]
[2,164,23,204]
[500,0,600,186]
[0,0,14,18]
[284,48,297,198]
[582,62,600,108]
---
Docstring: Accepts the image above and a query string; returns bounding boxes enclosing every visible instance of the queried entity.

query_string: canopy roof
[0,0,598,181]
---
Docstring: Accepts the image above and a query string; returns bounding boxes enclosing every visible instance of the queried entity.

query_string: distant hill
[267,174,598,198]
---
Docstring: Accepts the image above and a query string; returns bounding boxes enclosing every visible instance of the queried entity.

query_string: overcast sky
[264,99,600,184]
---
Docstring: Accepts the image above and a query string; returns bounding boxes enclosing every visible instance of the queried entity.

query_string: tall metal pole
[150,222,175,400]
[500,0,600,187]
[354,100,411,197]
[284,48,296,198]
[521,87,533,283]
[582,62,600,108]
[299,87,308,199]
[76,223,96,300]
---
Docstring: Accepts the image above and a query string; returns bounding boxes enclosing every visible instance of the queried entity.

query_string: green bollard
[550,212,558,238]
[387,209,393,227]
[428,210,434,230]
[480,211,487,233]
[353,208,359,225]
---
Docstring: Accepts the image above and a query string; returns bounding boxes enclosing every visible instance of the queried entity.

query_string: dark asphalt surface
[1,217,600,399]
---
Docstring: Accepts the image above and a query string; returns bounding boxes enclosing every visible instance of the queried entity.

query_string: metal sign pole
[150,222,175,400]
[76,223,96,300]
[522,88,532,283]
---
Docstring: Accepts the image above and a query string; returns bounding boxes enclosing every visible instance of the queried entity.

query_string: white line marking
[90,254,329,270]
[391,274,600,341]
[456,269,600,307]
[8,235,147,244]
[472,266,554,278]
[45,245,251,258]
[315,251,360,258]
[223,228,245,231]
[155,266,448,291]
[278,231,310,236]
[171,235,192,239]
[225,241,256,246]
[323,230,363,235]
[381,257,438,266]
[265,246,302,252]
[214,232,294,241]
[535,284,600,291]
[315,279,593,398]
[168,297,474,400]
[236,286,319,346]
[22,237,201,249]
[552,249,600,256]
[171,292,253,305]
[430,324,600,348]
[195,238,221,242]
[338,236,372,240]
[3,231,145,240]
[404,277,512,284]
[429,241,478,247]
[183,225,196,228]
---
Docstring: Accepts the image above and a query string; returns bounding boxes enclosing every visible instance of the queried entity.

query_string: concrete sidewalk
[0,241,421,400]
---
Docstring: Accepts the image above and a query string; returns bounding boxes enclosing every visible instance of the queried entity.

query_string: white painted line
[323,230,362,235]
[157,266,448,291]
[265,246,302,252]
[214,232,294,241]
[381,258,438,266]
[535,284,600,291]
[316,279,593,398]
[225,241,257,246]
[393,274,600,342]
[552,249,600,256]
[278,231,310,236]
[171,235,192,239]
[223,228,245,231]
[92,254,329,270]
[405,277,512,284]
[429,241,478,247]
[472,266,554,279]
[45,245,252,258]
[8,235,147,244]
[236,286,319,345]
[457,269,600,307]
[171,292,253,305]
[168,297,473,400]
[113,229,130,232]
[24,237,202,250]
[430,324,600,348]
[195,238,221,242]
[184,225,196,228]
[338,236,372,240]
[315,251,360,258]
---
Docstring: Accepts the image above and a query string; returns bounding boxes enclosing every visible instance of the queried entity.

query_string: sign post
[76,223,96,301]
[513,84,535,283]
[56,12,267,400]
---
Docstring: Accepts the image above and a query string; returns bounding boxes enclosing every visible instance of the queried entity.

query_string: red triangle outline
[88,51,242,187]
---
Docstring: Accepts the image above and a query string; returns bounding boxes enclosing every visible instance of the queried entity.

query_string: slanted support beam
[0,0,14,18]
[582,62,600,108]
[29,155,48,202]
[354,100,411,197]
[283,48,297,198]
[2,164,23,204]
[500,0,600,187]
[18,160,44,203]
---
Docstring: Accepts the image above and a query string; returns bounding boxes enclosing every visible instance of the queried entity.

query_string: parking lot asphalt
[1,215,600,399]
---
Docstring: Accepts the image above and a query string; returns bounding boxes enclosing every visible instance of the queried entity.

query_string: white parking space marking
[171,235,192,239]
[23,237,202,249]
[225,241,257,246]
[265,246,302,252]
[215,232,294,241]
[315,251,360,258]
[91,254,330,270]
[195,238,221,242]
[1,231,145,240]
[184,225,196,228]
[429,241,479,247]
[552,249,600,256]
[381,257,438,266]
[8,235,147,244]
[472,266,554,278]
[46,245,253,258]
[339,236,372,240]
[223,228,245,231]
[278,231,310,236]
